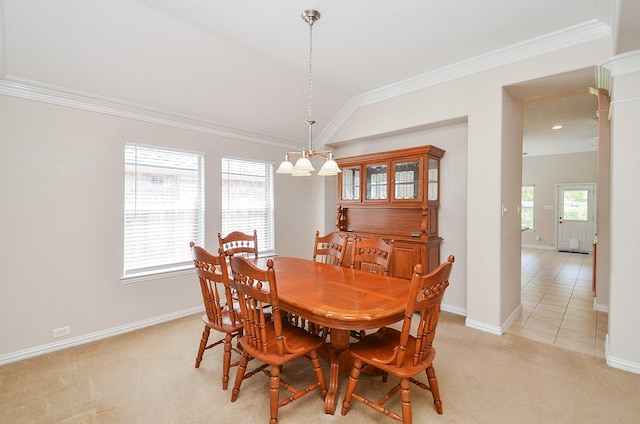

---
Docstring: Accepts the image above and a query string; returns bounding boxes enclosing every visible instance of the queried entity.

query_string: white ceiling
[507,68,601,157]
[136,0,601,96]
[522,90,599,158]
[3,0,640,156]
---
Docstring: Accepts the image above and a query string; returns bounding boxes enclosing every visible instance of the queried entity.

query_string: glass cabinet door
[394,160,420,200]
[340,166,361,201]
[428,158,439,201]
[365,164,388,200]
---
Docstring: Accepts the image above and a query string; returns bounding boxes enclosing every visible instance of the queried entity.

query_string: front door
[557,184,595,252]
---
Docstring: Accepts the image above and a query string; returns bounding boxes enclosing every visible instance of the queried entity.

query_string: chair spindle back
[191,242,236,327]
[396,255,454,368]
[313,231,348,266]
[218,230,258,259]
[352,236,395,275]
[229,256,286,356]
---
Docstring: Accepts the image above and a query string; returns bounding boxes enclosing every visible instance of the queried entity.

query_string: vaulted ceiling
[2,0,639,155]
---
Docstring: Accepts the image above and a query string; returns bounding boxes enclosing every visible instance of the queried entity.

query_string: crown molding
[318,20,611,145]
[0,75,302,151]
[600,49,640,77]
[597,50,640,111]
[0,18,612,151]
[596,65,613,92]
[597,0,618,30]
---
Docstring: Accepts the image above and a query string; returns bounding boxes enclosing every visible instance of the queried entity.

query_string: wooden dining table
[251,256,411,415]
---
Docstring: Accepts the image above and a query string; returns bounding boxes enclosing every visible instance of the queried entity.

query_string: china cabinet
[335,145,445,279]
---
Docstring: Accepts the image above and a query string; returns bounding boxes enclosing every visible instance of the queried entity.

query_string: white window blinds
[124,144,205,277]
[221,157,275,256]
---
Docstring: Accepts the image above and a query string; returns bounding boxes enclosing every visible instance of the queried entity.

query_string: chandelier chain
[307,17,314,150]
[308,22,313,122]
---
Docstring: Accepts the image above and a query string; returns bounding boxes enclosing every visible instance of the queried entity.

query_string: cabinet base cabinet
[391,239,422,280]
[341,232,442,280]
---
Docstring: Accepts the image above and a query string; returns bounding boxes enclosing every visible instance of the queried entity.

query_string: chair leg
[231,352,250,402]
[426,365,443,414]
[341,358,364,416]
[269,365,281,424]
[195,325,210,368]
[221,332,233,390]
[399,378,412,424]
[308,350,328,398]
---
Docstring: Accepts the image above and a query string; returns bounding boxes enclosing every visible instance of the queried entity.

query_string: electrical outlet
[53,326,70,338]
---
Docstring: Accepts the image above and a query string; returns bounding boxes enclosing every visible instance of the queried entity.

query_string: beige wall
[594,89,612,313]
[2,24,639,373]
[501,91,525,326]
[608,65,640,371]
[325,34,640,371]
[0,95,316,359]
[327,36,613,336]
[333,122,469,315]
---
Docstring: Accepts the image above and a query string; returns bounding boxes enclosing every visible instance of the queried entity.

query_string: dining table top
[251,256,411,332]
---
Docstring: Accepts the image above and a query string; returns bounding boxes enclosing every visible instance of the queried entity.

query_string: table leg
[324,328,351,414]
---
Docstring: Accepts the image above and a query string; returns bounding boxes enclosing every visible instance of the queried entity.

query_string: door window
[562,189,588,221]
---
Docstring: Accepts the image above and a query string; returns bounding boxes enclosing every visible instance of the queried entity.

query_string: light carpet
[2,312,639,423]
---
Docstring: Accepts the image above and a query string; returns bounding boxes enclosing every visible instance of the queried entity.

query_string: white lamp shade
[317,159,342,176]
[292,169,311,176]
[276,160,294,174]
[293,157,315,172]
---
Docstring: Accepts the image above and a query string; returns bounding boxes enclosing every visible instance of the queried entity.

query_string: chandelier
[276,9,341,177]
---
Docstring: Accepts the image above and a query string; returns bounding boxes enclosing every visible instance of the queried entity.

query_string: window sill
[121,266,194,285]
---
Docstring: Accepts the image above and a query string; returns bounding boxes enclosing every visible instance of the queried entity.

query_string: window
[221,157,275,256]
[124,144,204,278]
[521,185,534,229]
[562,189,588,221]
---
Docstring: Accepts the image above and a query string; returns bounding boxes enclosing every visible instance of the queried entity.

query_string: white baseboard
[465,318,504,335]
[464,305,522,336]
[441,303,466,316]
[594,299,609,313]
[0,306,204,366]
[501,304,523,332]
[605,334,640,374]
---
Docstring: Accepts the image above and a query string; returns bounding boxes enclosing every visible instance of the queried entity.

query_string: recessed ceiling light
[552,125,563,130]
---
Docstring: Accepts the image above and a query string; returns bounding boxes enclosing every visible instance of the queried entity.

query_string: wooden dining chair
[349,235,395,339]
[229,256,328,423]
[218,230,258,259]
[340,255,455,424]
[190,242,245,390]
[313,230,348,266]
[290,230,349,339]
[352,235,394,275]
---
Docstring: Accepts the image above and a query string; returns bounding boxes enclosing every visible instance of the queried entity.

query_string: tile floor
[507,247,607,358]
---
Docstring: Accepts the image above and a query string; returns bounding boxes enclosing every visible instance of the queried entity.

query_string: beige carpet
[2,312,639,423]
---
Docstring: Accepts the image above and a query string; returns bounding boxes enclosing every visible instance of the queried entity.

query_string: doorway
[509,69,602,355]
